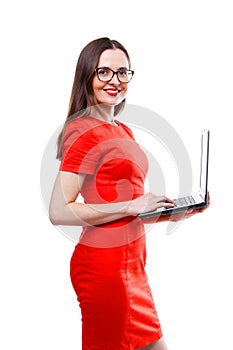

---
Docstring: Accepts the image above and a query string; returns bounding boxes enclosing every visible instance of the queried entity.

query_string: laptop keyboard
[174,195,196,207]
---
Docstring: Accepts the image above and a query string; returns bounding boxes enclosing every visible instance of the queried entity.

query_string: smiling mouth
[103,88,121,96]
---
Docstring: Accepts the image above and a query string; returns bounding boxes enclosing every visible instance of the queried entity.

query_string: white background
[1,0,232,349]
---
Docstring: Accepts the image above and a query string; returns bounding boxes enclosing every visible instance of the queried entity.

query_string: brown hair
[56,37,131,159]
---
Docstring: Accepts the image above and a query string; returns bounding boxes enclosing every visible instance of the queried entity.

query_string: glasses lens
[97,68,113,81]
[117,69,133,82]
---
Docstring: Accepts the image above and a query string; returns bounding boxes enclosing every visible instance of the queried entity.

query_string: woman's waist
[79,216,145,248]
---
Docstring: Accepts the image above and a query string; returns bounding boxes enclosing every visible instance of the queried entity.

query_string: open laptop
[139,129,210,218]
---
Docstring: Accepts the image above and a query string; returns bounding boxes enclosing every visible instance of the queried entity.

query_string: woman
[49,37,207,350]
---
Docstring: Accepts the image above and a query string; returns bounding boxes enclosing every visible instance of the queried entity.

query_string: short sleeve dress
[60,116,163,350]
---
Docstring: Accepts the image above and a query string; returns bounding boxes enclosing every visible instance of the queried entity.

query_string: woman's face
[92,49,130,106]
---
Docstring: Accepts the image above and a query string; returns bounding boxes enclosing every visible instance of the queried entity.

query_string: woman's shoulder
[65,116,99,134]
[62,116,101,143]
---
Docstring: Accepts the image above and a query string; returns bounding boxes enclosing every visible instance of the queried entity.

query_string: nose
[109,72,120,84]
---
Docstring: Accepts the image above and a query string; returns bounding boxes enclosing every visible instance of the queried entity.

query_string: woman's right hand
[127,192,175,216]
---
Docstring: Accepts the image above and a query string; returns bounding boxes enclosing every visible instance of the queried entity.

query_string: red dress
[60,116,163,349]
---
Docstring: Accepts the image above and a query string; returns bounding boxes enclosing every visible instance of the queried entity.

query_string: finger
[157,196,175,204]
[165,197,175,204]
[157,201,175,208]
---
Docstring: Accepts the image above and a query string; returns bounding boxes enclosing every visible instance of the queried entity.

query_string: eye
[118,69,128,77]
[98,68,111,76]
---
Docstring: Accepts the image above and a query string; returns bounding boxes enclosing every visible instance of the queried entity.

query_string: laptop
[139,129,210,218]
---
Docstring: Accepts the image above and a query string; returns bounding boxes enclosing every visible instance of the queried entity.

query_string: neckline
[88,116,120,127]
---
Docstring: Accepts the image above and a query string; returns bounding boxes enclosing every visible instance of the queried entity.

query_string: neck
[90,104,116,124]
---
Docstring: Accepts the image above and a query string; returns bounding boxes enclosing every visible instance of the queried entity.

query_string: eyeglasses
[95,67,134,83]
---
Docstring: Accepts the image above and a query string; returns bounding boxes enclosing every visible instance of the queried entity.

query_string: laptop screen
[199,129,210,200]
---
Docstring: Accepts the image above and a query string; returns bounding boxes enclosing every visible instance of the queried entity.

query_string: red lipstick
[104,88,120,97]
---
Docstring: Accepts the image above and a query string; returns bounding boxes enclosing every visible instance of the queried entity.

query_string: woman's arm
[49,171,175,226]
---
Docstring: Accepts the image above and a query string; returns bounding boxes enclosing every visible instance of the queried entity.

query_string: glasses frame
[95,67,134,83]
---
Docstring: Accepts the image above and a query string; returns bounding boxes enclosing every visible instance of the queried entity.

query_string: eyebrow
[98,66,130,70]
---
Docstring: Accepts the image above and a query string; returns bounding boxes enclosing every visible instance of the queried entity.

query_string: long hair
[56,37,132,159]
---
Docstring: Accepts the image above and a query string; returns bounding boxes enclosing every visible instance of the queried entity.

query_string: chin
[97,96,125,107]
